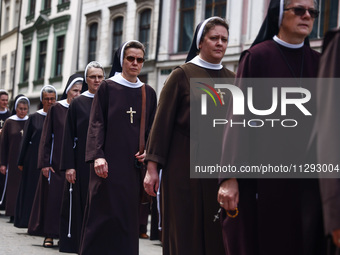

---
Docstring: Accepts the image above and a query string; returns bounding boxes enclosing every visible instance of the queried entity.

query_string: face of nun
[67,82,82,104]
[86,67,104,94]
[278,0,315,44]
[122,48,144,83]
[199,25,228,64]
[42,92,56,112]
[0,94,8,110]
[16,103,28,119]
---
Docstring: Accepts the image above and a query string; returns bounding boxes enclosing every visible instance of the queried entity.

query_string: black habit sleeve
[38,105,54,169]
[145,68,187,168]
[85,81,108,162]
[18,116,34,166]
[60,101,77,171]
[0,120,10,166]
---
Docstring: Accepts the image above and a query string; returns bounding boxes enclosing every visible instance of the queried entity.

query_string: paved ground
[0,211,162,255]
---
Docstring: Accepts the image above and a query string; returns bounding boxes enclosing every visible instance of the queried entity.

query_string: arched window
[88,23,98,62]
[139,9,151,59]
[112,17,123,63]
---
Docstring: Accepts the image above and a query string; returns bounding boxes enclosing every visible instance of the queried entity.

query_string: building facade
[0,0,21,99]
[11,0,340,103]
[15,0,82,108]
[78,0,160,87]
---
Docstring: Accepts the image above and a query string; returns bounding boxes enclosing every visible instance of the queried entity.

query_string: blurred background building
[0,0,338,109]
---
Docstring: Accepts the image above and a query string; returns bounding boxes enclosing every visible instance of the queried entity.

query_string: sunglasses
[126,56,145,63]
[284,7,319,18]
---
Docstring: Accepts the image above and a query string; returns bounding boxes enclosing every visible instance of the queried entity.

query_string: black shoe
[43,237,54,248]
[7,216,14,223]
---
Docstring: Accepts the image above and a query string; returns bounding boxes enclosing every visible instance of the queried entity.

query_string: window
[38,40,47,80]
[4,3,10,33]
[88,23,98,62]
[43,0,51,10]
[1,56,6,89]
[55,35,65,76]
[205,0,226,18]
[14,0,20,27]
[29,0,36,16]
[139,9,151,59]
[112,17,123,63]
[178,0,196,52]
[10,51,15,87]
[310,0,339,39]
[23,45,31,82]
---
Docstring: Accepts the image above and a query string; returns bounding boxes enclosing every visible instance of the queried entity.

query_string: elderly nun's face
[67,82,82,104]
[279,0,316,44]
[42,92,56,112]
[122,48,144,83]
[199,25,228,64]
[86,67,104,94]
[16,102,29,119]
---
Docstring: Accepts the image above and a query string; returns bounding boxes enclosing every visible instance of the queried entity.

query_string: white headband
[65,77,84,94]
[15,96,30,110]
[279,0,284,28]
[196,16,225,49]
[40,85,57,102]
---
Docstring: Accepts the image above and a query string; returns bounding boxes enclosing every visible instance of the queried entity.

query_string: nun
[0,90,11,212]
[79,40,157,255]
[143,17,234,255]
[28,74,82,248]
[218,0,324,254]
[59,61,104,253]
[0,95,30,223]
[0,90,10,130]
[14,85,57,228]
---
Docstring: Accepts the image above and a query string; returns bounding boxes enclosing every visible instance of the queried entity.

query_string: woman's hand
[94,158,108,178]
[42,167,55,178]
[66,169,76,184]
[217,178,239,211]
[144,161,159,197]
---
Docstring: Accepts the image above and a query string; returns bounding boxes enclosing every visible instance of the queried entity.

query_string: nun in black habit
[217,0,325,254]
[28,75,82,248]
[0,95,30,222]
[79,40,157,255]
[59,62,104,253]
[14,85,57,228]
[0,90,11,211]
[144,17,234,255]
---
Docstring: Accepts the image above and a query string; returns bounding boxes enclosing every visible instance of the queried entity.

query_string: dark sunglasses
[126,56,145,63]
[284,7,319,18]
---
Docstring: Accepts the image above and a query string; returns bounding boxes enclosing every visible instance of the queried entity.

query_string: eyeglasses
[87,75,104,80]
[125,56,145,63]
[284,7,319,18]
